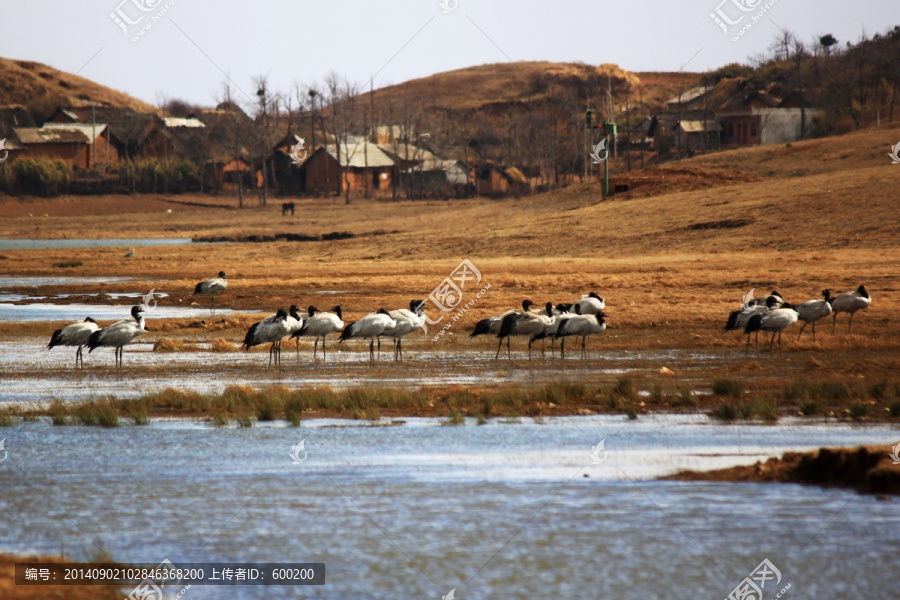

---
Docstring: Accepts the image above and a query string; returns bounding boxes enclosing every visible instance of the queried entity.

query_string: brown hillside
[0,57,155,117]
[363,61,698,113]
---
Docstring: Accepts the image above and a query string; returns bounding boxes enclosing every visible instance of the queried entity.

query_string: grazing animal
[830,285,872,333]
[555,309,608,359]
[282,202,295,216]
[470,300,536,338]
[48,317,100,368]
[744,302,799,353]
[339,308,396,365]
[295,305,344,360]
[572,292,605,315]
[194,271,228,312]
[495,309,550,359]
[796,290,833,340]
[87,306,147,368]
[242,308,292,366]
[383,300,427,361]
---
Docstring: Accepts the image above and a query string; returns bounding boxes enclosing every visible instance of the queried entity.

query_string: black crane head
[218,271,227,279]
[857,285,869,298]
[522,299,534,311]
[332,305,343,319]
[588,292,603,301]
[821,289,831,301]
[409,299,426,313]
[307,305,318,317]
[275,308,288,320]
[130,305,143,318]
[84,317,97,323]
[545,302,554,316]
[289,305,301,319]
[377,308,391,316]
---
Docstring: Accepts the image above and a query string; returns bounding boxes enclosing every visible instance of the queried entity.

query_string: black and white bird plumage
[339,308,396,365]
[294,305,344,360]
[744,302,799,353]
[572,292,605,315]
[495,308,550,359]
[87,306,147,368]
[796,289,833,340]
[242,308,292,366]
[48,317,100,368]
[830,285,871,333]
[470,300,536,338]
[194,271,227,311]
[555,308,607,359]
[383,300,427,361]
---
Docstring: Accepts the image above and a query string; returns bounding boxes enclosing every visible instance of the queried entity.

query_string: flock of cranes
[44,271,872,367]
[724,286,872,352]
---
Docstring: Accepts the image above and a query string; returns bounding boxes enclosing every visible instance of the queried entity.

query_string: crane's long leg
[369,339,375,365]
[322,337,327,361]
[797,322,807,339]
[812,322,816,341]
[848,313,854,332]
[506,336,511,359]
[832,313,837,334]
[560,339,565,360]
[495,338,503,359]
[581,336,587,359]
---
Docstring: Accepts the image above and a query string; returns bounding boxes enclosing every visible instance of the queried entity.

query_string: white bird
[87,306,147,368]
[796,289,833,340]
[744,302,799,353]
[572,291,605,315]
[555,308,608,359]
[528,302,568,356]
[242,308,292,366]
[293,305,344,360]
[470,300,536,338]
[283,304,305,358]
[724,294,782,347]
[124,248,135,258]
[830,285,871,333]
[47,317,100,368]
[194,271,227,312]
[383,300,427,361]
[339,308,396,365]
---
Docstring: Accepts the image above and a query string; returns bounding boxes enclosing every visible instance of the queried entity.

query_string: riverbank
[666,445,900,495]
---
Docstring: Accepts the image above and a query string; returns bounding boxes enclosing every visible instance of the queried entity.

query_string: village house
[12,122,118,169]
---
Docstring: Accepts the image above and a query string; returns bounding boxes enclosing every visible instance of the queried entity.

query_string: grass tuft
[712,378,743,398]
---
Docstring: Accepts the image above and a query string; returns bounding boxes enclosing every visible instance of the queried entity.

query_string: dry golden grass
[1,125,898,415]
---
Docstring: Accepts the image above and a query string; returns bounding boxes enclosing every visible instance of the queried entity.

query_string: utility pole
[308,89,318,194]
[256,85,269,206]
[91,102,97,170]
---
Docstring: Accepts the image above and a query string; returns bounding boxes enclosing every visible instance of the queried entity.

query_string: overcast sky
[1,1,896,107]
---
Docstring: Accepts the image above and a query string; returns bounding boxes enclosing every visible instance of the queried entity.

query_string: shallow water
[0,276,134,288]
[0,238,194,250]
[0,417,896,599]
[0,303,245,322]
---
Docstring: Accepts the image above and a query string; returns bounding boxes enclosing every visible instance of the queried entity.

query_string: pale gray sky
[1,0,896,107]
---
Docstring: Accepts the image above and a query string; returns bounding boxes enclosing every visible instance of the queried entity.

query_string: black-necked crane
[194,271,227,312]
[572,292,605,315]
[48,317,100,368]
[384,300,427,361]
[796,289,833,340]
[830,285,871,333]
[496,309,552,359]
[725,294,782,347]
[555,308,607,359]
[525,302,565,357]
[87,306,147,368]
[339,308,396,365]
[242,308,292,366]
[744,302,799,353]
[294,305,344,360]
[470,300,536,338]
